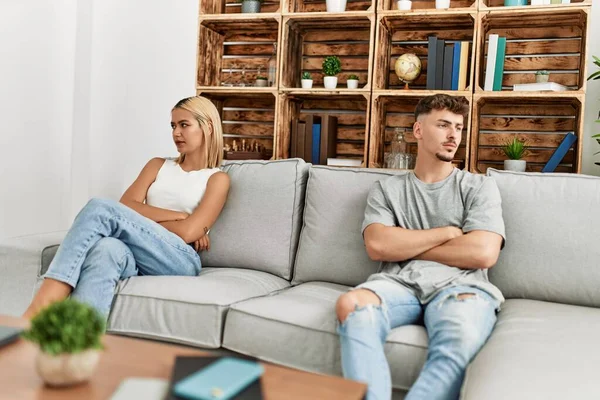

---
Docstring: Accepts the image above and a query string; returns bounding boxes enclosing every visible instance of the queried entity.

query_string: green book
[493,37,507,92]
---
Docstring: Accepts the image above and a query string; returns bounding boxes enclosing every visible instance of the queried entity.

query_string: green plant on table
[348,74,359,80]
[322,56,342,76]
[22,299,105,355]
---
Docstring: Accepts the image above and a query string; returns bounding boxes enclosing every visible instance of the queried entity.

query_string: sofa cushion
[108,267,289,348]
[462,299,600,400]
[222,281,428,392]
[293,166,406,287]
[487,169,600,307]
[201,159,309,280]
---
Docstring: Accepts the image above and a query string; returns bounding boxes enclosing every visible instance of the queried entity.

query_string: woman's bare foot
[23,279,73,320]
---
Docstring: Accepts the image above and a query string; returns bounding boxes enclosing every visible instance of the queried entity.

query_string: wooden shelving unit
[196,0,592,171]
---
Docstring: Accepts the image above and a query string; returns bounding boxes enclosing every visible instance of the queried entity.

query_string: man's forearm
[120,200,185,223]
[414,232,496,269]
[367,225,461,262]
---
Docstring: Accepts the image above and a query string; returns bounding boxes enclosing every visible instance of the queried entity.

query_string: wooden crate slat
[476,162,572,173]
[478,147,574,164]
[301,98,368,111]
[337,142,366,156]
[302,30,371,41]
[391,29,474,42]
[484,39,582,55]
[478,132,568,148]
[302,57,370,71]
[303,43,371,56]
[479,116,576,132]
[502,72,579,87]
[226,31,280,41]
[499,55,581,71]
[223,110,275,122]
[480,102,578,116]
[224,43,277,55]
[223,122,274,136]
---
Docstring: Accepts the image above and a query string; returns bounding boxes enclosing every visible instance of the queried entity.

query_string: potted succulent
[587,55,600,166]
[240,0,263,13]
[322,56,342,89]
[535,70,550,83]
[255,76,268,87]
[502,137,528,172]
[347,74,359,89]
[22,299,105,387]
[301,71,313,89]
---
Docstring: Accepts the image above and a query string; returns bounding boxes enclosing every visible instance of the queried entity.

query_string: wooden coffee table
[0,315,366,400]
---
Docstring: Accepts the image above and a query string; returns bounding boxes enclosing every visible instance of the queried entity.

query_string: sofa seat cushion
[108,267,290,348]
[462,299,600,400]
[222,282,428,391]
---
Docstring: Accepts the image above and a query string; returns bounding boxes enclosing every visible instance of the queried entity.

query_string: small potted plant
[322,56,342,89]
[502,137,528,172]
[240,0,263,13]
[255,76,268,87]
[22,299,105,387]
[326,0,347,13]
[301,71,313,89]
[535,70,550,83]
[347,74,359,89]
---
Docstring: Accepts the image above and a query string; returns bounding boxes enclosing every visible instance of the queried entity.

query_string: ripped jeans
[337,280,500,400]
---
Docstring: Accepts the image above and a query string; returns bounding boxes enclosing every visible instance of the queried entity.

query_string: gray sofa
[1,158,600,399]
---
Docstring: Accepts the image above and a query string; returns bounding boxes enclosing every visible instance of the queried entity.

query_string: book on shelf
[312,120,321,164]
[292,120,306,160]
[493,36,506,91]
[541,132,577,173]
[451,42,461,91]
[484,34,499,91]
[457,41,469,91]
[319,115,338,165]
[435,39,445,90]
[442,43,454,91]
[513,82,569,92]
[426,36,437,90]
[327,158,362,167]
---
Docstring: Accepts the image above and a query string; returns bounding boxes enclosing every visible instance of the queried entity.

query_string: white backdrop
[0,0,598,240]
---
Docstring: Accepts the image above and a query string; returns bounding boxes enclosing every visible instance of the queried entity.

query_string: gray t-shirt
[361,168,506,304]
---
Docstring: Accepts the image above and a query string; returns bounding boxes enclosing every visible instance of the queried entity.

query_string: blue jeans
[337,280,500,400]
[43,198,201,318]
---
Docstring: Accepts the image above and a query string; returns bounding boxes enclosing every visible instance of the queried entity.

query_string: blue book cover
[451,42,461,90]
[541,132,577,173]
[312,123,321,164]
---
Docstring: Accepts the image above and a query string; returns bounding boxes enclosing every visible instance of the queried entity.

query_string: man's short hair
[414,94,470,121]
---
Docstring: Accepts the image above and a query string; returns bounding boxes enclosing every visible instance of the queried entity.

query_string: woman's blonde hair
[173,96,224,168]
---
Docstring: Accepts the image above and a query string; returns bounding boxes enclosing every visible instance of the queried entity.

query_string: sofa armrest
[0,231,66,316]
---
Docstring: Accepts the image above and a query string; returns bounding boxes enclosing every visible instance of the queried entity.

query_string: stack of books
[426,36,470,91]
[483,34,507,91]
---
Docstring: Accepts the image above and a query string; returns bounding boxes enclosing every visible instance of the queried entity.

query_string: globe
[394,53,422,90]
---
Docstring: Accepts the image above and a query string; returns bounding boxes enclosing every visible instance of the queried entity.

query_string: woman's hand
[194,234,210,252]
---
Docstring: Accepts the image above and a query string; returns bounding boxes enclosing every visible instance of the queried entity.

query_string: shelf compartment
[200,0,281,15]
[197,16,281,88]
[374,12,476,91]
[280,14,375,91]
[378,0,476,12]
[198,91,278,160]
[475,8,589,92]
[470,95,583,173]
[276,93,370,165]
[283,0,374,13]
[479,0,590,10]
[369,93,472,169]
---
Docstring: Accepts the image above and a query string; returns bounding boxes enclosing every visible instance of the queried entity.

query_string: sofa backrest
[201,159,309,280]
[487,168,600,308]
[292,166,406,287]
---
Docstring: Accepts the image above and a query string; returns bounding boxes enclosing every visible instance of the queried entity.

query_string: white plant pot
[324,76,338,89]
[326,0,347,13]
[36,349,101,387]
[301,79,313,89]
[435,0,450,8]
[255,79,268,87]
[397,0,412,9]
[347,79,359,89]
[504,159,526,172]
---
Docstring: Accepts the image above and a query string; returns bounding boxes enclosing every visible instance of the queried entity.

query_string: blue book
[541,132,577,173]
[451,42,461,90]
[312,123,321,164]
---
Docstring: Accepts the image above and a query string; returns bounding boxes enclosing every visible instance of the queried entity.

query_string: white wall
[0,0,198,240]
[582,2,600,176]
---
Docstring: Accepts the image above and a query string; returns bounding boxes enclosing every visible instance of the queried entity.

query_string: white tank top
[146,159,220,215]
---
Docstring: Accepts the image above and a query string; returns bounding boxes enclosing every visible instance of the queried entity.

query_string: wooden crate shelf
[470,95,584,173]
[197,16,281,88]
[475,8,589,93]
[280,14,375,90]
[276,93,371,165]
[283,0,374,13]
[479,0,590,11]
[374,12,476,91]
[198,91,278,160]
[200,0,281,15]
[369,93,473,168]
[378,0,476,12]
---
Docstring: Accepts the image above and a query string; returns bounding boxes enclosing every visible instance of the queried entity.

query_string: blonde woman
[24,96,230,319]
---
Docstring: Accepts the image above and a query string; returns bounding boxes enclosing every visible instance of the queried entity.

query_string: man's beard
[436,152,454,162]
